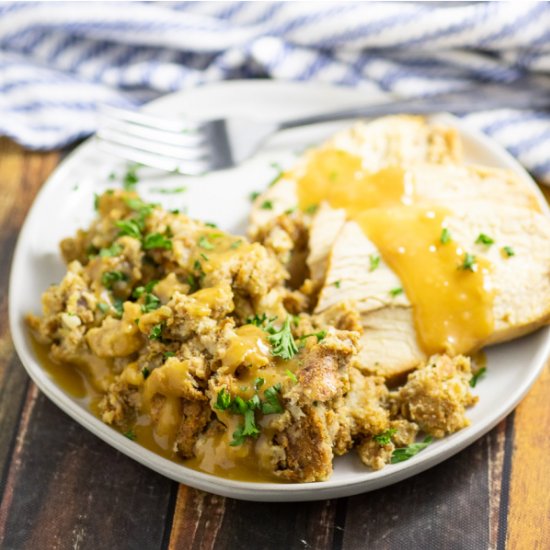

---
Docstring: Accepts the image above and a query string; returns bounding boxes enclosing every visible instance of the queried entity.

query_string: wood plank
[168,484,341,550]
[340,432,496,550]
[0,141,59,486]
[0,387,177,550]
[506,363,550,550]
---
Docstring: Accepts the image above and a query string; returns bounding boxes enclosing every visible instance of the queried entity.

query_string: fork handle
[278,87,550,130]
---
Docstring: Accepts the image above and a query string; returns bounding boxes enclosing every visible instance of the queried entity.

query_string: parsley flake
[152,186,187,194]
[123,430,137,441]
[198,236,215,250]
[502,246,515,257]
[285,370,298,383]
[250,191,260,202]
[390,287,403,297]
[333,280,341,288]
[141,293,161,313]
[266,317,299,360]
[99,243,123,258]
[123,164,140,189]
[143,233,172,250]
[149,323,163,340]
[470,367,486,388]
[391,436,433,464]
[476,233,494,246]
[262,384,284,415]
[369,254,381,272]
[440,228,451,244]
[261,200,273,210]
[142,367,151,380]
[459,253,476,271]
[214,387,232,410]
[115,219,142,239]
[373,428,397,446]
[101,271,127,288]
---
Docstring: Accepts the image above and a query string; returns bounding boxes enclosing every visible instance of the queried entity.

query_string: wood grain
[0,139,549,549]
[506,365,550,550]
[0,140,59,484]
[0,387,176,550]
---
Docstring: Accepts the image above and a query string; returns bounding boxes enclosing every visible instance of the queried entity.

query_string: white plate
[9,81,550,502]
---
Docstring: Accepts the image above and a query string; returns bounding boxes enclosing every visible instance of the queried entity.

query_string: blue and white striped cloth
[2,2,550,183]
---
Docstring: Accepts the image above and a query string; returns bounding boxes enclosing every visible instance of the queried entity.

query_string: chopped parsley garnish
[112,298,124,318]
[99,243,123,257]
[470,367,486,388]
[151,186,187,194]
[141,367,151,380]
[261,200,273,210]
[476,233,494,246]
[115,219,143,239]
[230,240,242,249]
[254,377,265,390]
[125,197,155,218]
[123,164,140,189]
[305,204,318,215]
[459,253,476,271]
[284,206,297,215]
[94,193,100,211]
[373,428,397,446]
[299,330,327,343]
[198,236,215,250]
[333,280,341,288]
[266,317,299,360]
[123,430,137,441]
[149,323,163,340]
[163,351,175,358]
[200,253,209,261]
[261,383,283,415]
[369,254,381,272]
[390,287,403,297]
[143,233,172,250]
[215,384,284,446]
[214,387,232,410]
[205,222,218,228]
[101,270,127,288]
[141,293,161,313]
[440,228,451,244]
[246,313,268,327]
[97,302,109,314]
[285,369,298,383]
[502,246,515,257]
[132,280,158,298]
[391,436,433,464]
[250,191,260,201]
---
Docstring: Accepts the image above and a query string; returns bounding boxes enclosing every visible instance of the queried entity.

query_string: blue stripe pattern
[1,1,550,183]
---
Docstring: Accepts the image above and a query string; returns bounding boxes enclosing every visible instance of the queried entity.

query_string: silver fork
[97,80,550,176]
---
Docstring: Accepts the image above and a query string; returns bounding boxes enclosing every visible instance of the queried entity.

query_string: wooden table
[0,138,548,550]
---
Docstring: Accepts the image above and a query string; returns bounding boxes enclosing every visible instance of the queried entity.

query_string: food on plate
[27,115,550,483]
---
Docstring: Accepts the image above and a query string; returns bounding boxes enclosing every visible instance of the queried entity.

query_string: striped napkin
[1,2,550,184]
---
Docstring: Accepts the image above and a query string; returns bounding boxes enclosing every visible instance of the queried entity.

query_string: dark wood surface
[0,138,548,550]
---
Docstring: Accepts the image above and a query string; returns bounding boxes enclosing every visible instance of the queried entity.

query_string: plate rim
[8,79,550,502]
